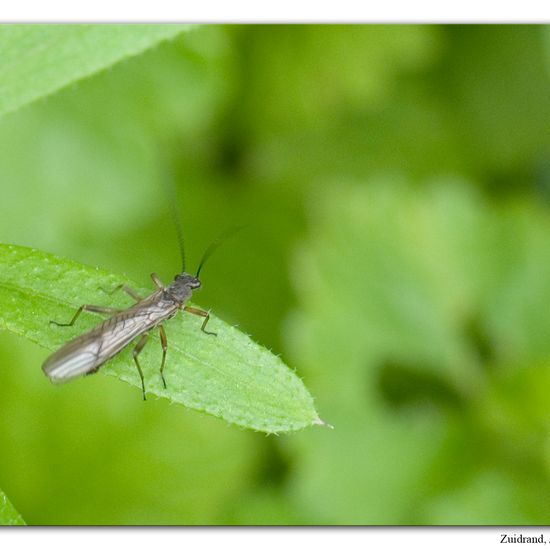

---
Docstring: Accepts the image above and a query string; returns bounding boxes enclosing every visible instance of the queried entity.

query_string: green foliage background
[1,24,550,525]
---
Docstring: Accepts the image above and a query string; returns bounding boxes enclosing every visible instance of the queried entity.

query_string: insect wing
[43,301,173,383]
[43,331,111,383]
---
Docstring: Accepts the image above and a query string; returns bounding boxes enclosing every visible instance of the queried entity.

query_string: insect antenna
[162,165,187,273]
[196,226,244,279]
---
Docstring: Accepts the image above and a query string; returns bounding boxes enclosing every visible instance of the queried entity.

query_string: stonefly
[42,180,236,401]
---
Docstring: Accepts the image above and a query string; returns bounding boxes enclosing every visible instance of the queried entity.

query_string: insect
[42,180,234,401]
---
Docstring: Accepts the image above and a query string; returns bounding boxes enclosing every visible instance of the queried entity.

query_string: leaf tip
[313,416,334,430]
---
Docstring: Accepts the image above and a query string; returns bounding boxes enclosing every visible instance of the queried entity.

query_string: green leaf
[0,489,24,525]
[0,244,321,434]
[0,24,189,117]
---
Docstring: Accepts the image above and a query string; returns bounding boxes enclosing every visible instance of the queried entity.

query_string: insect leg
[183,306,217,336]
[132,333,149,401]
[50,305,120,327]
[100,283,143,302]
[159,325,168,389]
[151,273,165,290]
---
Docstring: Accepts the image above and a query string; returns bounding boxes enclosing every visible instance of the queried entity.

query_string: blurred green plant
[0,244,321,433]
[279,178,550,524]
[0,489,24,525]
[0,25,188,117]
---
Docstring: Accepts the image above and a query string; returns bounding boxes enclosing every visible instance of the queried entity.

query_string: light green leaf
[0,24,189,117]
[0,489,24,525]
[0,244,321,434]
